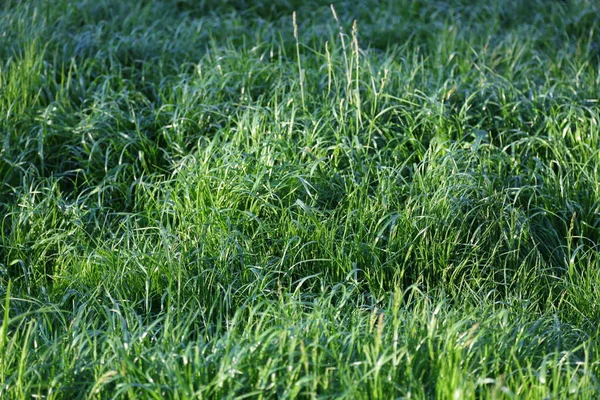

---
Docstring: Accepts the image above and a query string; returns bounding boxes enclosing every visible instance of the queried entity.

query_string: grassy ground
[1,0,599,398]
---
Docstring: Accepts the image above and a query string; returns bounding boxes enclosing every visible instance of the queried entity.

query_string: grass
[0,0,599,398]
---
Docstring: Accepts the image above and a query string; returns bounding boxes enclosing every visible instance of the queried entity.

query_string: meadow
[1,0,599,398]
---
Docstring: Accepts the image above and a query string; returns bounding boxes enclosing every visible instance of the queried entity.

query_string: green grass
[1,0,599,398]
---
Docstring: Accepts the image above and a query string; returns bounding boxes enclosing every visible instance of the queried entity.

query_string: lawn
[1,0,599,398]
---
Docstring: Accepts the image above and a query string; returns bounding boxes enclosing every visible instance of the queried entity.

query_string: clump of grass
[1,0,599,398]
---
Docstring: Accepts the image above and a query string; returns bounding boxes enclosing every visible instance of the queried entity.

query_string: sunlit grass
[1,0,599,398]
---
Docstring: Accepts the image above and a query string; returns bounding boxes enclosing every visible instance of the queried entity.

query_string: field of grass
[1,0,599,398]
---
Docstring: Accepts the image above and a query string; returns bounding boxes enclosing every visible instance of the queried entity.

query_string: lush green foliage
[1,0,599,398]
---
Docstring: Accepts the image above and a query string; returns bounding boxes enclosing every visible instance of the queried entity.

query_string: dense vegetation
[1,0,599,398]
